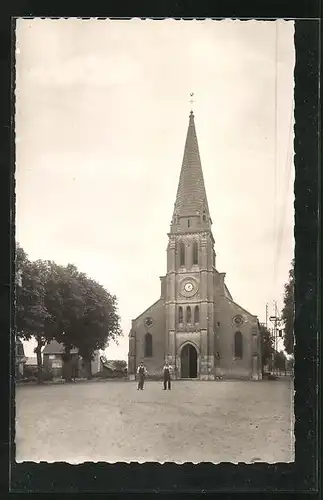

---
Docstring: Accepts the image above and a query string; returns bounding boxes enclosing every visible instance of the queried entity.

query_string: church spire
[171,111,211,232]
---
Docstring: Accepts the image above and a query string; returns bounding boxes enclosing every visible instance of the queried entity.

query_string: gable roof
[132,298,163,323]
[225,296,258,319]
[224,284,233,300]
[42,340,78,355]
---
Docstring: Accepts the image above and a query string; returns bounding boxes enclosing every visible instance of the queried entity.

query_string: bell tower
[165,111,216,380]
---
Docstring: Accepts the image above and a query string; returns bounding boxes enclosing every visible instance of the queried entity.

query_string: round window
[233,315,243,326]
[144,317,153,328]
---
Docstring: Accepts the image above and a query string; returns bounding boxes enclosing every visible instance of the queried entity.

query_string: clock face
[180,278,198,297]
[184,282,194,292]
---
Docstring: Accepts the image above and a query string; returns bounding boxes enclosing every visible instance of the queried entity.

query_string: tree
[274,350,287,373]
[16,243,29,332]
[43,264,122,381]
[44,263,87,382]
[16,250,52,383]
[16,244,122,383]
[259,324,274,371]
[68,271,122,380]
[281,259,294,355]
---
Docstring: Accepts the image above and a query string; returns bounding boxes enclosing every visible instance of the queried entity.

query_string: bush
[42,371,54,381]
[23,366,38,378]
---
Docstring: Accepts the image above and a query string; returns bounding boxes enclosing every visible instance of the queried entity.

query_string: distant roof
[43,340,100,356]
[42,340,78,355]
[26,357,37,366]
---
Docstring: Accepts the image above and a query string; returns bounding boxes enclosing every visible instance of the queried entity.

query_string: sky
[15,19,295,360]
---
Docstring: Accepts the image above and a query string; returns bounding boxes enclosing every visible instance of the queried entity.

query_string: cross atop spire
[189,92,195,112]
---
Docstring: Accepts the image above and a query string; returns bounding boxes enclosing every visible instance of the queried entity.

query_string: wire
[273,102,294,282]
[272,21,279,298]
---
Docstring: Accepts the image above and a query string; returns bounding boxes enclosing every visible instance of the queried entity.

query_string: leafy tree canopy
[259,323,274,366]
[281,259,294,355]
[16,243,122,381]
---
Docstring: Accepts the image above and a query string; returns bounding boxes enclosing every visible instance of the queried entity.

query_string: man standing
[137,361,147,390]
[162,361,172,390]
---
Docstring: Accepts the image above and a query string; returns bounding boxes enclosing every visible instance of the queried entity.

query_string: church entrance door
[181,344,198,378]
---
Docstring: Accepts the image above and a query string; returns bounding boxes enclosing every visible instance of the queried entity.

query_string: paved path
[15,379,294,464]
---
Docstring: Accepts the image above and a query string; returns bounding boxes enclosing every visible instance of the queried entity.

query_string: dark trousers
[163,376,171,390]
[138,375,145,390]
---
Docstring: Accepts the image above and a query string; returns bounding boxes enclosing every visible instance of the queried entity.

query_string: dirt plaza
[15,379,294,464]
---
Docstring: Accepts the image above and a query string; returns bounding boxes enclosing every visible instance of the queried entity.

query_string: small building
[42,340,101,378]
[15,339,27,380]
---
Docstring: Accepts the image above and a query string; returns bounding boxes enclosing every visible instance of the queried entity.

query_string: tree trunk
[87,359,92,380]
[35,336,43,384]
[83,358,92,380]
[63,347,72,383]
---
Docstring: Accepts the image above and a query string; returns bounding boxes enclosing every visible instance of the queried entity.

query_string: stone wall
[129,298,166,378]
[214,296,261,379]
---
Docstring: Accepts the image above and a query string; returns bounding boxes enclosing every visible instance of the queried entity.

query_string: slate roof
[42,340,78,355]
[173,111,210,218]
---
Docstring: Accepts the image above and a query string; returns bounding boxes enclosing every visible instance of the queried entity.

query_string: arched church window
[194,306,199,324]
[178,306,183,324]
[234,331,243,359]
[186,306,191,324]
[179,242,185,266]
[144,333,152,357]
[193,241,198,265]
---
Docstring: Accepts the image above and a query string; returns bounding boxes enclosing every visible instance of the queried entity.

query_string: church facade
[128,111,262,381]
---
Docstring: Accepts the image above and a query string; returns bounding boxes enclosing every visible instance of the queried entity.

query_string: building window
[186,306,191,324]
[193,241,198,265]
[234,331,243,359]
[194,306,199,324]
[179,242,185,266]
[188,219,191,227]
[178,306,183,324]
[144,333,153,357]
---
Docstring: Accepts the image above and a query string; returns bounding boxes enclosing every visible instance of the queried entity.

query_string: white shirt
[137,365,147,375]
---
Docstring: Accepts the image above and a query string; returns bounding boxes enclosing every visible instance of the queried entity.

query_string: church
[128,111,262,381]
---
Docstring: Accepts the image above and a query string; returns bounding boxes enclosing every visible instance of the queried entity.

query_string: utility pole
[269,300,283,375]
[265,303,268,329]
